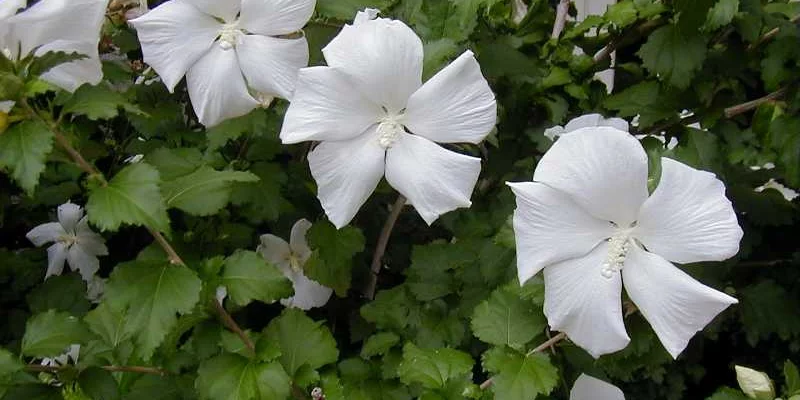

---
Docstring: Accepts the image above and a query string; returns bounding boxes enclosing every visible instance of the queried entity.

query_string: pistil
[601,230,631,278]
[377,115,404,148]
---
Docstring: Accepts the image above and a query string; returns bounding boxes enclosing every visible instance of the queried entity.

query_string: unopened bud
[735,365,775,400]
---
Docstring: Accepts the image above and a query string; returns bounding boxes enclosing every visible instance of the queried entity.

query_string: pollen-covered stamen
[57,234,78,247]
[377,114,405,148]
[218,21,244,50]
[601,230,632,279]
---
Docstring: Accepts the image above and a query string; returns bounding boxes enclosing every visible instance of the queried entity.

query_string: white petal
[635,158,743,264]
[35,41,103,92]
[67,244,100,281]
[564,114,629,133]
[258,234,291,267]
[0,101,15,113]
[9,0,106,56]
[239,0,315,36]
[215,285,228,304]
[236,34,308,100]
[27,222,67,247]
[534,127,649,226]
[46,242,68,278]
[289,219,312,262]
[283,271,333,310]
[75,218,108,256]
[0,0,24,19]
[308,128,386,228]
[130,0,221,91]
[185,0,240,21]
[543,243,630,358]
[622,246,738,358]
[570,374,625,400]
[322,15,423,113]
[57,202,83,233]
[186,45,259,127]
[353,8,380,24]
[507,182,614,284]
[404,51,497,144]
[280,67,382,144]
[385,134,480,225]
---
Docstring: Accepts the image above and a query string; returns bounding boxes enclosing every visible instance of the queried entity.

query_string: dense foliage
[1,0,799,399]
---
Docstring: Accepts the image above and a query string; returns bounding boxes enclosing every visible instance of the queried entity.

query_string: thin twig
[724,87,788,118]
[27,364,169,376]
[479,332,568,390]
[551,0,570,39]
[747,14,800,51]
[593,18,665,64]
[213,299,256,354]
[363,195,407,300]
[148,227,185,266]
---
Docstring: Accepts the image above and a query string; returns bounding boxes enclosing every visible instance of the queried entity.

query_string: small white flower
[280,9,497,227]
[257,219,332,310]
[509,126,742,358]
[755,178,799,201]
[130,0,315,127]
[86,275,106,303]
[570,374,624,400]
[735,366,775,400]
[215,285,228,305]
[544,113,629,140]
[2,0,108,92]
[26,202,108,281]
[41,344,80,367]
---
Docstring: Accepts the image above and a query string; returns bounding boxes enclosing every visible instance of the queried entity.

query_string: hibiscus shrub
[1,0,799,399]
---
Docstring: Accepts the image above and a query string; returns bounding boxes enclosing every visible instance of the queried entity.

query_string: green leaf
[397,343,473,389]
[423,39,459,80]
[706,387,750,400]
[675,0,716,32]
[161,166,258,216]
[21,310,90,357]
[58,84,143,120]
[84,302,136,349]
[87,163,170,233]
[304,221,365,296]
[229,162,290,223]
[482,347,559,399]
[638,25,707,89]
[26,274,90,316]
[315,0,393,20]
[604,81,677,127]
[739,280,800,346]
[406,242,472,301]
[0,72,23,101]
[785,360,800,395]
[0,119,54,195]
[0,348,22,377]
[263,308,339,379]
[221,250,292,307]
[78,367,120,400]
[196,354,290,400]
[606,0,639,28]
[448,0,500,39]
[470,285,546,349]
[704,0,739,31]
[126,376,194,400]
[104,261,202,360]
[27,51,87,78]
[361,285,418,331]
[761,37,800,91]
[146,148,204,181]
[361,332,401,359]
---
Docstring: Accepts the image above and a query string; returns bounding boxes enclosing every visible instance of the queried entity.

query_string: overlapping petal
[280,271,332,310]
[186,0,241,21]
[9,0,107,56]
[46,242,68,278]
[0,0,24,19]
[507,182,614,284]
[534,127,649,226]
[543,243,630,358]
[622,246,738,358]
[280,67,382,143]
[635,158,743,264]
[308,128,386,228]
[570,374,625,400]
[35,41,103,92]
[57,203,83,233]
[289,219,312,262]
[385,134,480,225]
[258,234,291,268]
[67,244,100,281]
[322,15,423,113]
[130,0,221,91]
[404,51,497,144]
[237,35,309,100]
[565,113,629,133]
[186,46,259,127]
[26,222,67,247]
[75,218,108,256]
[239,0,316,36]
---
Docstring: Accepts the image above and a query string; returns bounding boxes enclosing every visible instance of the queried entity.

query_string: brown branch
[479,332,568,390]
[747,14,800,51]
[593,18,666,64]
[213,299,255,354]
[27,364,168,376]
[148,227,185,266]
[551,0,570,39]
[724,87,788,118]
[363,195,406,300]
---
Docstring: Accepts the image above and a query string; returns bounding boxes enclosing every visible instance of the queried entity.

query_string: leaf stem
[478,332,567,390]
[26,364,169,376]
[724,87,788,118]
[364,195,406,300]
[551,0,571,39]
[212,299,256,354]
[147,227,185,266]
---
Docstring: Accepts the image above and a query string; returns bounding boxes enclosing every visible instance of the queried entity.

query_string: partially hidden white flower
[755,178,798,202]
[2,0,108,92]
[130,0,315,127]
[41,344,80,367]
[570,374,624,400]
[508,126,742,358]
[26,202,108,281]
[735,365,775,400]
[86,275,106,303]
[257,219,332,310]
[280,9,497,228]
[0,100,14,113]
[544,113,628,140]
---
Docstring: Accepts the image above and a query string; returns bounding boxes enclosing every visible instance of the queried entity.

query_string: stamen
[288,253,303,273]
[377,115,404,148]
[218,22,244,50]
[601,231,631,279]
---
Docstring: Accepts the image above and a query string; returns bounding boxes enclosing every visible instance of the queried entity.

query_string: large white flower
[130,0,314,127]
[257,219,332,310]
[508,126,742,358]
[279,9,497,228]
[570,374,624,400]
[26,202,108,281]
[3,0,108,92]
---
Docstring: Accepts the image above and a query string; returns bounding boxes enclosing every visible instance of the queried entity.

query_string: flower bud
[735,365,775,400]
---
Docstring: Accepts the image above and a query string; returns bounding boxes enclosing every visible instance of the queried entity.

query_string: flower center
[601,230,632,279]
[58,234,78,247]
[287,252,303,273]
[255,92,274,109]
[377,115,405,148]
[218,22,244,50]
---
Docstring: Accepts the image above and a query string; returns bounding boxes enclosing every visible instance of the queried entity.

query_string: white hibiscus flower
[2,0,108,92]
[570,374,624,400]
[41,344,80,367]
[26,202,108,281]
[130,0,315,127]
[508,126,742,358]
[279,9,497,228]
[257,219,332,310]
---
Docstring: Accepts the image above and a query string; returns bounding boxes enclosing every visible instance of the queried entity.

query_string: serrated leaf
[21,310,90,357]
[196,354,290,400]
[423,38,459,80]
[58,84,143,120]
[482,347,558,399]
[361,332,401,359]
[87,163,170,233]
[78,367,120,400]
[761,37,800,91]
[161,166,258,216]
[0,348,22,377]
[222,250,292,307]
[704,0,739,31]
[83,302,135,349]
[606,0,638,28]
[0,119,54,195]
[126,375,195,400]
[397,343,473,389]
[361,285,418,331]
[27,51,87,77]
[706,387,750,400]
[304,222,365,296]
[104,261,201,360]
[604,81,677,127]
[675,0,716,31]
[263,308,339,379]
[739,280,800,346]
[315,0,393,20]
[785,360,800,395]
[26,274,90,316]
[638,25,707,89]
[146,148,204,181]
[206,109,270,151]
[471,286,545,348]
